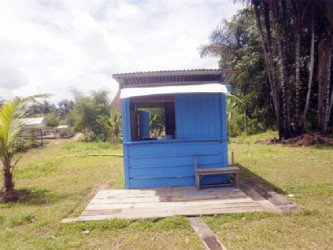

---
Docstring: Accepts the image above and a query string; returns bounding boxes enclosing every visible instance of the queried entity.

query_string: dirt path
[71,133,83,141]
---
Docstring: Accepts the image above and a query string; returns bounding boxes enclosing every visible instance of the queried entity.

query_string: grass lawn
[0,132,332,249]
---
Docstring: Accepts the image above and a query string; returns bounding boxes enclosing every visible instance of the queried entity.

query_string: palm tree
[0,98,28,201]
[0,94,50,202]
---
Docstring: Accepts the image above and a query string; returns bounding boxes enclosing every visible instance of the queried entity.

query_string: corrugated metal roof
[21,117,45,126]
[20,117,45,129]
[113,69,237,88]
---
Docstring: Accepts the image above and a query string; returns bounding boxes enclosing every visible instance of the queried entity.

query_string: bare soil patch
[261,132,333,147]
[71,133,83,141]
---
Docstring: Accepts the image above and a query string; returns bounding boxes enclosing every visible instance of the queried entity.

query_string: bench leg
[233,173,239,188]
[195,173,200,190]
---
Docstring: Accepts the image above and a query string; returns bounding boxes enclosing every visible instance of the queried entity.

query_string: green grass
[0,133,332,249]
[204,132,333,249]
[0,140,201,249]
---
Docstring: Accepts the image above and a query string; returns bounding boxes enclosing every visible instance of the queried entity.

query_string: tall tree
[205,1,333,137]
[58,99,74,119]
[30,100,56,115]
[303,7,315,126]
[71,88,112,140]
[317,2,333,132]
[291,0,312,133]
[253,0,283,137]
[270,0,292,138]
[250,0,332,136]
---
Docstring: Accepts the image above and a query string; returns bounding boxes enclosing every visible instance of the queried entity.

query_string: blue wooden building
[113,69,236,189]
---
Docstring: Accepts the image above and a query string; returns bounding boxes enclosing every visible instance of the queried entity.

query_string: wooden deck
[77,182,299,221]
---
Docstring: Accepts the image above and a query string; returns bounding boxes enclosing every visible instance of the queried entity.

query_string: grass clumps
[9,213,36,227]
[0,133,332,249]
[156,216,190,230]
[0,139,201,249]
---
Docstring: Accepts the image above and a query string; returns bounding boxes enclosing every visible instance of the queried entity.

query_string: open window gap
[129,96,176,141]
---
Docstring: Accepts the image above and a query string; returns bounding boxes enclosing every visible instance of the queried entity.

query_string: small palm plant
[0,94,50,202]
[0,99,28,201]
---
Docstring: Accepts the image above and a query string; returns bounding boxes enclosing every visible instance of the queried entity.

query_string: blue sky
[0,0,243,102]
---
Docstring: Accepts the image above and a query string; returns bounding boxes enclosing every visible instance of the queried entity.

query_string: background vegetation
[25,89,122,143]
[201,1,333,139]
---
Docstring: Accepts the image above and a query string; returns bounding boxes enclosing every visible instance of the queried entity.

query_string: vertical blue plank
[221,94,227,140]
[121,98,130,142]
[201,94,206,136]
[175,95,186,139]
[221,93,228,167]
[121,98,130,188]
[213,95,218,137]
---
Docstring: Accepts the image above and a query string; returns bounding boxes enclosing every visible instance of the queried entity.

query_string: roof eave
[113,69,237,89]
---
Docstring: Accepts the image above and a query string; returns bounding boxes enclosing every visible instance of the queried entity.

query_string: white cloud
[0,0,243,103]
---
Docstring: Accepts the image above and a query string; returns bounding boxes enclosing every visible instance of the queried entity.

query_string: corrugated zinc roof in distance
[112,69,237,88]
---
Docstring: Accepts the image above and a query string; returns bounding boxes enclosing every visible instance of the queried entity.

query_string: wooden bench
[194,154,240,190]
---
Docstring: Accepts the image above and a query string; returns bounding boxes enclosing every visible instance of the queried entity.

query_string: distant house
[113,69,236,189]
[56,125,74,138]
[21,117,45,145]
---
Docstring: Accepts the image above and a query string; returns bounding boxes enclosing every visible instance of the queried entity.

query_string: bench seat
[195,166,239,175]
[194,154,239,190]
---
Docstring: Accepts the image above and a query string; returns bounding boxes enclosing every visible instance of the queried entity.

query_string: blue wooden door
[139,111,150,139]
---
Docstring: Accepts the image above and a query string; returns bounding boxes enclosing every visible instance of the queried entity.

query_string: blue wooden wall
[175,94,223,139]
[122,93,228,189]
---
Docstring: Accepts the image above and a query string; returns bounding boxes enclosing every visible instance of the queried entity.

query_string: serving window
[129,96,176,141]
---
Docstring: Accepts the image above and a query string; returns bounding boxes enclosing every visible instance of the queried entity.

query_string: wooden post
[40,128,43,145]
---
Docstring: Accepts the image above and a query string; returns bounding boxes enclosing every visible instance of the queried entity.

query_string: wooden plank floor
[78,185,284,221]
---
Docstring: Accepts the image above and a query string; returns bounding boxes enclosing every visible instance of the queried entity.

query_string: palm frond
[21,93,53,104]
[0,99,28,157]
[199,44,229,58]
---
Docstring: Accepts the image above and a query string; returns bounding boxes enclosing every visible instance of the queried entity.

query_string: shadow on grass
[311,144,333,150]
[238,164,286,195]
[0,188,69,205]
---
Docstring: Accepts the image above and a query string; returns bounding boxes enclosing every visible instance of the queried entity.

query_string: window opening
[129,96,176,141]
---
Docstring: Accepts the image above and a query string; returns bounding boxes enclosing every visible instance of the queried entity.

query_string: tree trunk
[292,0,312,134]
[263,2,282,136]
[303,9,315,126]
[318,2,333,133]
[253,1,283,138]
[111,128,116,147]
[271,0,291,139]
[2,156,15,201]
[295,30,302,133]
[318,40,331,132]
[327,72,333,129]
[323,4,333,132]
[323,50,332,131]
[318,41,325,131]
